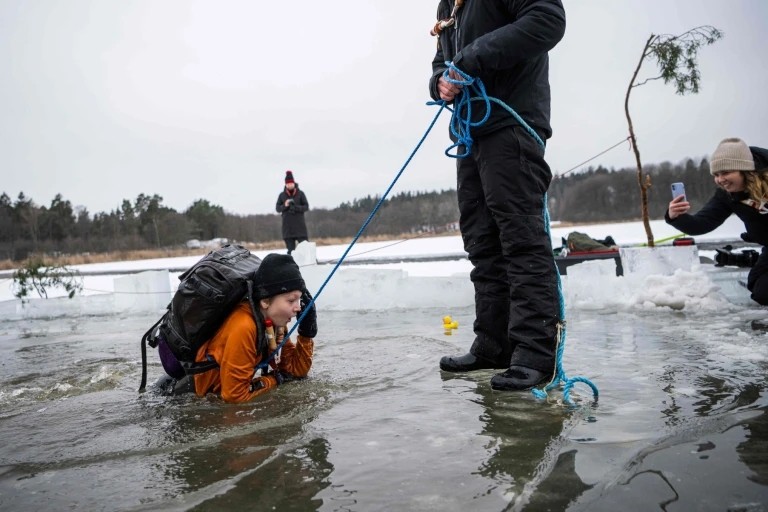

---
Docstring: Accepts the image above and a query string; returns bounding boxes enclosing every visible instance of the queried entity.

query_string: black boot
[490,365,553,391]
[440,353,508,372]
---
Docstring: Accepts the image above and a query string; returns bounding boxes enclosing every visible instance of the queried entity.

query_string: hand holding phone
[668,182,690,220]
[671,182,686,201]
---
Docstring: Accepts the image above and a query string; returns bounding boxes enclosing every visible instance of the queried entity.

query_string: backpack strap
[178,283,265,378]
[176,287,264,378]
[141,283,265,391]
[139,313,167,392]
[180,355,219,375]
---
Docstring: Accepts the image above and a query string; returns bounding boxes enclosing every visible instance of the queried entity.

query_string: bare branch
[632,75,666,88]
[624,26,722,247]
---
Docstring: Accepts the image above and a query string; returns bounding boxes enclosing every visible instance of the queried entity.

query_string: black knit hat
[285,170,295,184]
[254,253,305,299]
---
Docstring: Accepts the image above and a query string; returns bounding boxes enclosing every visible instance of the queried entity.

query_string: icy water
[1,303,768,511]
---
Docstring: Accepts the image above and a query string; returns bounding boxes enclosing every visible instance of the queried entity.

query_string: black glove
[741,232,754,244]
[297,289,317,338]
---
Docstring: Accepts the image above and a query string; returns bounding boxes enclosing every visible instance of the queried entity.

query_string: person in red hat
[275,170,310,254]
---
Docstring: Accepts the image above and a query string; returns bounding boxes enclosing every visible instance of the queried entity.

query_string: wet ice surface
[1,217,767,510]
[1,302,767,511]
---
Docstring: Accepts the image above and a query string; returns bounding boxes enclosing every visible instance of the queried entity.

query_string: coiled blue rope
[432,62,598,405]
[435,62,545,155]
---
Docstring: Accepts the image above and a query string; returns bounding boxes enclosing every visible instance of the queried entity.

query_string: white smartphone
[671,182,686,200]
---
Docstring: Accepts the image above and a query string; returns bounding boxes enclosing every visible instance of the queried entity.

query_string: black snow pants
[457,125,560,373]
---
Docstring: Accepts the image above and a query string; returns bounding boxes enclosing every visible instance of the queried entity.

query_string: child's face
[263,290,302,327]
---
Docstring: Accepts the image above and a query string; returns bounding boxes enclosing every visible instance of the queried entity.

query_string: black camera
[714,245,759,268]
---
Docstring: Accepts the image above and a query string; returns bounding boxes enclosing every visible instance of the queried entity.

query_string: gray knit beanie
[710,137,755,175]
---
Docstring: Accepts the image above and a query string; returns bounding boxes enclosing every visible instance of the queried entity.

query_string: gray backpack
[138,244,265,391]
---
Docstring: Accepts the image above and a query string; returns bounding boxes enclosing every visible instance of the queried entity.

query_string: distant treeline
[1,157,717,261]
[0,190,460,261]
[547,157,714,223]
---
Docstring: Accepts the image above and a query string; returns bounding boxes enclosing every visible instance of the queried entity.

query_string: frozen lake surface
[1,218,767,510]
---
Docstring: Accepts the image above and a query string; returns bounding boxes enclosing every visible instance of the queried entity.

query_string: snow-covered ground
[0,215,755,317]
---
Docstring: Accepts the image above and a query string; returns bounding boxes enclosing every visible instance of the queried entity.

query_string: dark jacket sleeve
[291,190,309,213]
[429,23,449,101]
[665,189,733,235]
[453,0,565,78]
[428,2,450,101]
[277,335,314,378]
[276,192,288,213]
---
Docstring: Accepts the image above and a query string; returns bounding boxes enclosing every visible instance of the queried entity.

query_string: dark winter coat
[666,147,768,246]
[276,186,309,239]
[752,146,768,171]
[428,0,566,140]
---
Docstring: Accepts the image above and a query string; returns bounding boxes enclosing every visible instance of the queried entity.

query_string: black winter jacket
[665,188,768,247]
[665,147,768,246]
[429,0,566,139]
[276,187,309,239]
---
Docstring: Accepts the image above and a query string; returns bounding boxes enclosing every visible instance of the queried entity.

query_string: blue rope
[257,102,448,372]
[437,64,491,158]
[435,62,545,155]
[531,204,599,404]
[433,62,598,405]
[259,61,598,405]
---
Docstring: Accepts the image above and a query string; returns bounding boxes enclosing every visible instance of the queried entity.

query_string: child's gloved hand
[297,289,317,338]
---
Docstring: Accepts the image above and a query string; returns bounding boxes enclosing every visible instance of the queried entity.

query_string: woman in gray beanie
[666,137,768,305]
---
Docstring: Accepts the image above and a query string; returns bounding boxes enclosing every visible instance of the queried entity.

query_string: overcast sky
[2,1,766,216]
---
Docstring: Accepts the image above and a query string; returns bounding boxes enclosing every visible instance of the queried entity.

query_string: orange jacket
[193,302,314,403]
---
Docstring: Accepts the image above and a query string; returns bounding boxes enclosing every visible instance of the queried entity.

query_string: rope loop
[433,62,547,158]
[530,202,599,405]
[440,62,491,159]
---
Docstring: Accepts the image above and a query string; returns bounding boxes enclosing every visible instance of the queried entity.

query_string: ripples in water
[0,307,766,511]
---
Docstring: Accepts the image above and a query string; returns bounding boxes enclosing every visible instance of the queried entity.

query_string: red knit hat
[285,170,295,184]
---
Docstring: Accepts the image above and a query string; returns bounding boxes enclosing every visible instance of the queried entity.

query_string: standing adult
[276,170,310,255]
[667,138,768,305]
[429,0,566,391]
